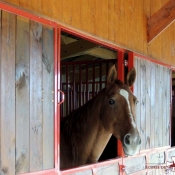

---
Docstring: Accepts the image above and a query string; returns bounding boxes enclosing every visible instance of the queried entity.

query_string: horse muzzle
[122,133,141,156]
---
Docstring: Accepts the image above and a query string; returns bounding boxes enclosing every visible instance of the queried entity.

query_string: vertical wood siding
[30,20,43,171]
[0,11,16,175]
[134,56,171,150]
[42,26,54,169]
[0,10,54,174]
[150,63,156,148]
[15,16,30,173]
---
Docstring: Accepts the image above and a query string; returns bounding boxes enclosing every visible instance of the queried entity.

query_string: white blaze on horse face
[119,89,136,128]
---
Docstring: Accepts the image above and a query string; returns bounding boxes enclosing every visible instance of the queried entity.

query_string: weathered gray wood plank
[166,68,171,146]
[30,20,43,171]
[42,25,54,169]
[145,60,151,149]
[124,156,146,174]
[167,150,175,162]
[154,64,160,148]
[158,65,163,147]
[150,62,156,148]
[162,66,167,146]
[70,169,93,175]
[0,11,16,175]
[140,59,146,149]
[97,163,119,175]
[15,16,30,174]
[149,152,165,165]
[134,56,141,139]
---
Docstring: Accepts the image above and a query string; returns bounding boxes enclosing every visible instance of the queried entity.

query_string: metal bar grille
[60,59,116,117]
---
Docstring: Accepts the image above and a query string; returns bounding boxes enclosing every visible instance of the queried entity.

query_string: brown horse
[60,65,141,169]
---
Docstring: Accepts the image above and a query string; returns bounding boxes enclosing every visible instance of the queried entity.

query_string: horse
[60,65,141,169]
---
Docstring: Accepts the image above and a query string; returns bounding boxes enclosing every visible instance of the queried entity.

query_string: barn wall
[134,56,171,150]
[2,0,175,66]
[0,10,54,174]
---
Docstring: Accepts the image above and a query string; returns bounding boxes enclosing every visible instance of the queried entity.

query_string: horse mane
[61,89,105,164]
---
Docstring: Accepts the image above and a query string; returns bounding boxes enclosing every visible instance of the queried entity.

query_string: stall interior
[60,31,118,160]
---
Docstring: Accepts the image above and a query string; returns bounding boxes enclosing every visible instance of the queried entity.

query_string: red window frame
[0,2,174,175]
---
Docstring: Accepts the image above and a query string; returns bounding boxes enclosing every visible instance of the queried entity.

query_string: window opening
[60,31,118,169]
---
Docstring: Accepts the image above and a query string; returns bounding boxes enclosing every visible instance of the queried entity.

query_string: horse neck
[62,89,112,165]
[74,89,111,163]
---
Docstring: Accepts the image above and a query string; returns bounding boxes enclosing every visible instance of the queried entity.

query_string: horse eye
[109,99,115,105]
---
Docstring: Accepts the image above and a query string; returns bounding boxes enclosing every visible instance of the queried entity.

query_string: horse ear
[126,67,136,87]
[107,65,117,83]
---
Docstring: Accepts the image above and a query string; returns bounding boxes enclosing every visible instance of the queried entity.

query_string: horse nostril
[124,134,130,145]
[124,134,141,146]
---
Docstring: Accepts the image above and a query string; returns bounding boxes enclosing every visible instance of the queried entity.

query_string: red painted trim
[60,158,122,175]
[117,51,125,81]
[128,52,134,70]
[166,147,175,152]
[0,2,57,27]
[117,140,124,159]
[19,169,56,175]
[54,27,59,171]
[129,169,148,175]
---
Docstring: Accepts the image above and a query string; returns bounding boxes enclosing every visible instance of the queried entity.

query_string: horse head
[100,65,141,156]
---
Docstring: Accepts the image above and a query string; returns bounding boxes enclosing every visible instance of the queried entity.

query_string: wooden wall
[0,10,54,174]
[2,0,175,66]
[134,56,171,150]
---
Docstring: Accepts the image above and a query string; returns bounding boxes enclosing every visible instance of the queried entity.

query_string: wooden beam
[172,73,175,79]
[61,35,76,45]
[61,55,96,62]
[147,0,175,43]
[85,47,116,59]
[61,39,98,59]
[61,35,116,60]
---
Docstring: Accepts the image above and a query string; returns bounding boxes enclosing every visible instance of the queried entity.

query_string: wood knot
[0,167,8,175]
